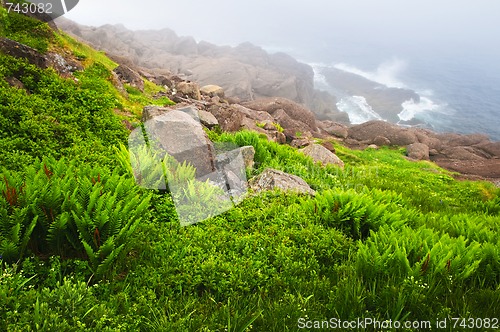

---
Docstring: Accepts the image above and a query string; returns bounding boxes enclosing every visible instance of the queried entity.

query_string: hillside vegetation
[1,9,499,331]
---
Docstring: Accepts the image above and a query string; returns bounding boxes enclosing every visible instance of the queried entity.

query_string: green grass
[1,9,500,331]
[53,32,118,71]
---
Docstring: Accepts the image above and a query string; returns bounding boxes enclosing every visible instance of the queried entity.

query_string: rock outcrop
[348,121,418,146]
[0,37,48,69]
[56,19,348,122]
[343,120,500,183]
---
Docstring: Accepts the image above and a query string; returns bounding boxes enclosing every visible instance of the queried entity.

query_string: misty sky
[64,0,500,60]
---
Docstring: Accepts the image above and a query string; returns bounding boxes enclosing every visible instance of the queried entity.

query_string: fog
[64,0,500,60]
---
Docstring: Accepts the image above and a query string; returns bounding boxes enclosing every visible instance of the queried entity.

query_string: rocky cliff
[56,19,348,123]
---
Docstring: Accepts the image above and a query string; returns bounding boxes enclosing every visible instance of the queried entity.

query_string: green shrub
[1,9,53,52]
[0,55,128,170]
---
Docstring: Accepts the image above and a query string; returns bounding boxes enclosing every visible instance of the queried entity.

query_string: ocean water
[289,45,500,141]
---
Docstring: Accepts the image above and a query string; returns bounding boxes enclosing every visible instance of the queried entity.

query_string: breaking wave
[398,97,446,122]
[336,96,383,124]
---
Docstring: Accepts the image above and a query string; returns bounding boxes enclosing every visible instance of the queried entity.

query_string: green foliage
[255,121,266,129]
[307,188,406,240]
[53,32,118,71]
[0,157,151,279]
[122,82,175,115]
[274,122,284,133]
[117,142,197,191]
[0,55,127,169]
[1,8,53,52]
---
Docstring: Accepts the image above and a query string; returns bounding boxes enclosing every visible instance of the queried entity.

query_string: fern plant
[0,157,151,279]
[307,189,404,240]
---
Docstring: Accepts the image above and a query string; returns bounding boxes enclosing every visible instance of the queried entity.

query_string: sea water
[285,44,500,141]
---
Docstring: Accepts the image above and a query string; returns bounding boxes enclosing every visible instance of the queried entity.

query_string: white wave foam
[398,97,448,122]
[334,59,408,88]
[336,96,383,124]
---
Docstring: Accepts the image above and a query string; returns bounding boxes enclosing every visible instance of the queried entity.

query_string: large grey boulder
[143,109,216,177]
[300,144,345,168]
[249,168,315,195]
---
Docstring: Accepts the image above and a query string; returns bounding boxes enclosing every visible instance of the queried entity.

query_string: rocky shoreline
[129,60,500,186]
